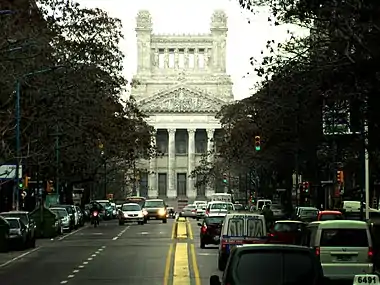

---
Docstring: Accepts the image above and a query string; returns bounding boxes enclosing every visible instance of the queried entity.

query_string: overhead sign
[0,165,22,179]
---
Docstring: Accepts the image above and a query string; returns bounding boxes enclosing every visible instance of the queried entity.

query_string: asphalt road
[0,217,220,285]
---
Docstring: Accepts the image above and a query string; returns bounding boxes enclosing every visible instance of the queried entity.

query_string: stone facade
[131,10,233,200]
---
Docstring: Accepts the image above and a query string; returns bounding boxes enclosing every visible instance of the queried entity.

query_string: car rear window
[320,229,368,247]
[274,223,301,232]
[211,203,233,210]
[235,251,317,285]
[320,214,342,221]
[205,217,224,225]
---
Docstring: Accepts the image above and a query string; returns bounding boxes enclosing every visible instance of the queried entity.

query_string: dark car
[267,220,306,244]
[5,217,28,249]
[49,205,76,230]
[0,211,36,248]
[210,244,328,285]
[199,215,224,248]
[142,199,167,223]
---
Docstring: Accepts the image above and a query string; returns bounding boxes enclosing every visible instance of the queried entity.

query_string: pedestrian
[262,204,274,230]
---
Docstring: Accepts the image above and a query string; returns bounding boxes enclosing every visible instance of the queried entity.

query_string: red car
[317,210,343,221]
[198,215,225,248]
[267,220,306,244]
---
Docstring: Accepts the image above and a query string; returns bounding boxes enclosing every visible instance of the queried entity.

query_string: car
[210,244,327,285]
[295,206,319,222]
[317,210,343,221]
[218,213,267,271]
[50,207,71,232]
[301,220,374,282]
[267,220,306,244]
[196,204,207,220]
[205,202,235,216]
[142,199,167,223]
[5,217,28,249]
[180,204,197,218]
[118,203,144,225]
[49,205,76,230]
[198,215,225,248]
[0,211,36,248]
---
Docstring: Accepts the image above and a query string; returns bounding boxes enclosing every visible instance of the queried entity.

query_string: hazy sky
[76,0,306,100]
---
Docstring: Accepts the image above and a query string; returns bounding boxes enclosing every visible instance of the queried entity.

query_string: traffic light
[254,136,261,151]
[46,180,53,193]
[337,171,344,184]
[303,181,310,193]
[18,180,23,189]
[223,173,228,183]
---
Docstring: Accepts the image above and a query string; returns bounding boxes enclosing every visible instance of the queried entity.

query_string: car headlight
[158,209,166,215]
[138,212,144,217]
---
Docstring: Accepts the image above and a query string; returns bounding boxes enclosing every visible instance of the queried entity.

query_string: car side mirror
[197,223,202,227]
[210,275,221,285]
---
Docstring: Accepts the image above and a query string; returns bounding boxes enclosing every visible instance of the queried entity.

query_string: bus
[125,196,146,208]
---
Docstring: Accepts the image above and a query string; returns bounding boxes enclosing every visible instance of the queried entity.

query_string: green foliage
[0,0,154,188]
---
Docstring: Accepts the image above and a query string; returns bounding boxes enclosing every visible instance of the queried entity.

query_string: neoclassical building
[132,10,233,200]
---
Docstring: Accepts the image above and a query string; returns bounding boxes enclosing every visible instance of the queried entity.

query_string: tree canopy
[0,0,154,203]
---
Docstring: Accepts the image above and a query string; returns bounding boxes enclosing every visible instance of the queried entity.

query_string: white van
[301,220,373,281]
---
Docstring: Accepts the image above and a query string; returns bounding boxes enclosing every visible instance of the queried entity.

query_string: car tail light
[368,247,373,260]
[93,211,98,217]
[201,225,207,234]
[192,209,196,213]
[221,238,228,249]
[315,247,320,256]
[268,233,274,237]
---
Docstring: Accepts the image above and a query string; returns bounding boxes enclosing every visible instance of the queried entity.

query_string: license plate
[151,217,156,219]
[353,274,379,284]
[337,255,352,261]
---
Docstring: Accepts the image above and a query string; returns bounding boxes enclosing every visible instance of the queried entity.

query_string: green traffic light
[18,183,23,188]
[255,146,261,151]
[223,179,227,183]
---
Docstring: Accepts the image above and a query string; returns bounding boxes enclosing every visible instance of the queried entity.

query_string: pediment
[137,85,227,113]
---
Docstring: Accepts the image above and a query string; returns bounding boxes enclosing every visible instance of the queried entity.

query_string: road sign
[0,165,22,179]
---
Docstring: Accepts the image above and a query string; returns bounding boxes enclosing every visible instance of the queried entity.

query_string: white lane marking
[0,247,40,268]
[78,265,84,268]
[87,257,93,261]
[197,253,218,256]
[83,261,88,264]
[73,269,79,273]
[68,274,75,278]
[60,281,68,284]
[101,245,106,249]
[91,254,96,257]
[141,232,148,235]
[58,225,89,241]
[111,226,130,240]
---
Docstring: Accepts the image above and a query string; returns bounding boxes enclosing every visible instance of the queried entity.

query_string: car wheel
[162,219,167,224]
[218,255,226,271]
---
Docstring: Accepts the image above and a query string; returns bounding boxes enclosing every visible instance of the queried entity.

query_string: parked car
[49,205,76,230]
[5,217,28,249]
[75,206,85,226]
[50,207,71,232]
[0,211,36,248]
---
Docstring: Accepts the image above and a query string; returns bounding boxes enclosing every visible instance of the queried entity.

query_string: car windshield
[144,201,164,208]
[205,216,224,225]
[274,223,301,232]
[51,209,68,218]
[125,199,145,207]
[211,203,233,210]
[1,213,28,224]
[320,214,342,221]
[197,204,206,209]
[300,209,319,217]
[235,251,317,285]
[98,202,111,208]
[122,204,141,211]
[321,229,368,247]
[6,219,20,229]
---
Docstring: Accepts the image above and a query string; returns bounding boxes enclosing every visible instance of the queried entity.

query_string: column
[164,48,169,68]
[154,48,159,69]
[184,48,189,68]
[148,130,157,198]
[194,48,199,70]
[167,129,176,198]
[187,129,196,198]
[206,129,215,197]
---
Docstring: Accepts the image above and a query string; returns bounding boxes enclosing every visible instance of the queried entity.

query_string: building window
[156,131,168,154]
[198,49,205,69]
[196,174,206,197]
[178,49,185,68]
[175,130,187,154]
[158,173,167,197]
[177,173,187,196]
[195,131,207,153]
[158,49,165,68]
[139,172,148,197]
[188,49,195,68]
[168,49,175,68]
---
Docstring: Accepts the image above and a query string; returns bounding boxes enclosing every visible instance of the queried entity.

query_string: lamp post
[14,66,63,210]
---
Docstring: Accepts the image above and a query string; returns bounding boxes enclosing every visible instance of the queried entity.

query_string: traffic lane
[65,219,175,285]
[188,218,222,284]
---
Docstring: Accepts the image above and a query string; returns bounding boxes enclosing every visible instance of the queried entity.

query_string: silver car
[180,205,197,218]
[50,207,71,232]
[118,203,144,225]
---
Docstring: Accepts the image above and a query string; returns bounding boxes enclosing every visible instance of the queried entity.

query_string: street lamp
[14,66,64,210]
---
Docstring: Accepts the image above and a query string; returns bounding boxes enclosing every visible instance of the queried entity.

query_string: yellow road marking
[190,244,201,285]
[163,243,174,285]
[177,219,187,239]
[171,219,176,239]
[173,243,189,285]
[187,218,194,239]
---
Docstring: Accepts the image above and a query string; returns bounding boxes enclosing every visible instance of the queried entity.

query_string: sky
[75,0,307,100]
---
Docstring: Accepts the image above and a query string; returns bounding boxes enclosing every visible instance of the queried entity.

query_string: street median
[176,217,188,239]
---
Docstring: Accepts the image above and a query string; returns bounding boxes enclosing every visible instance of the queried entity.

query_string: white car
[118,203,144,225]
